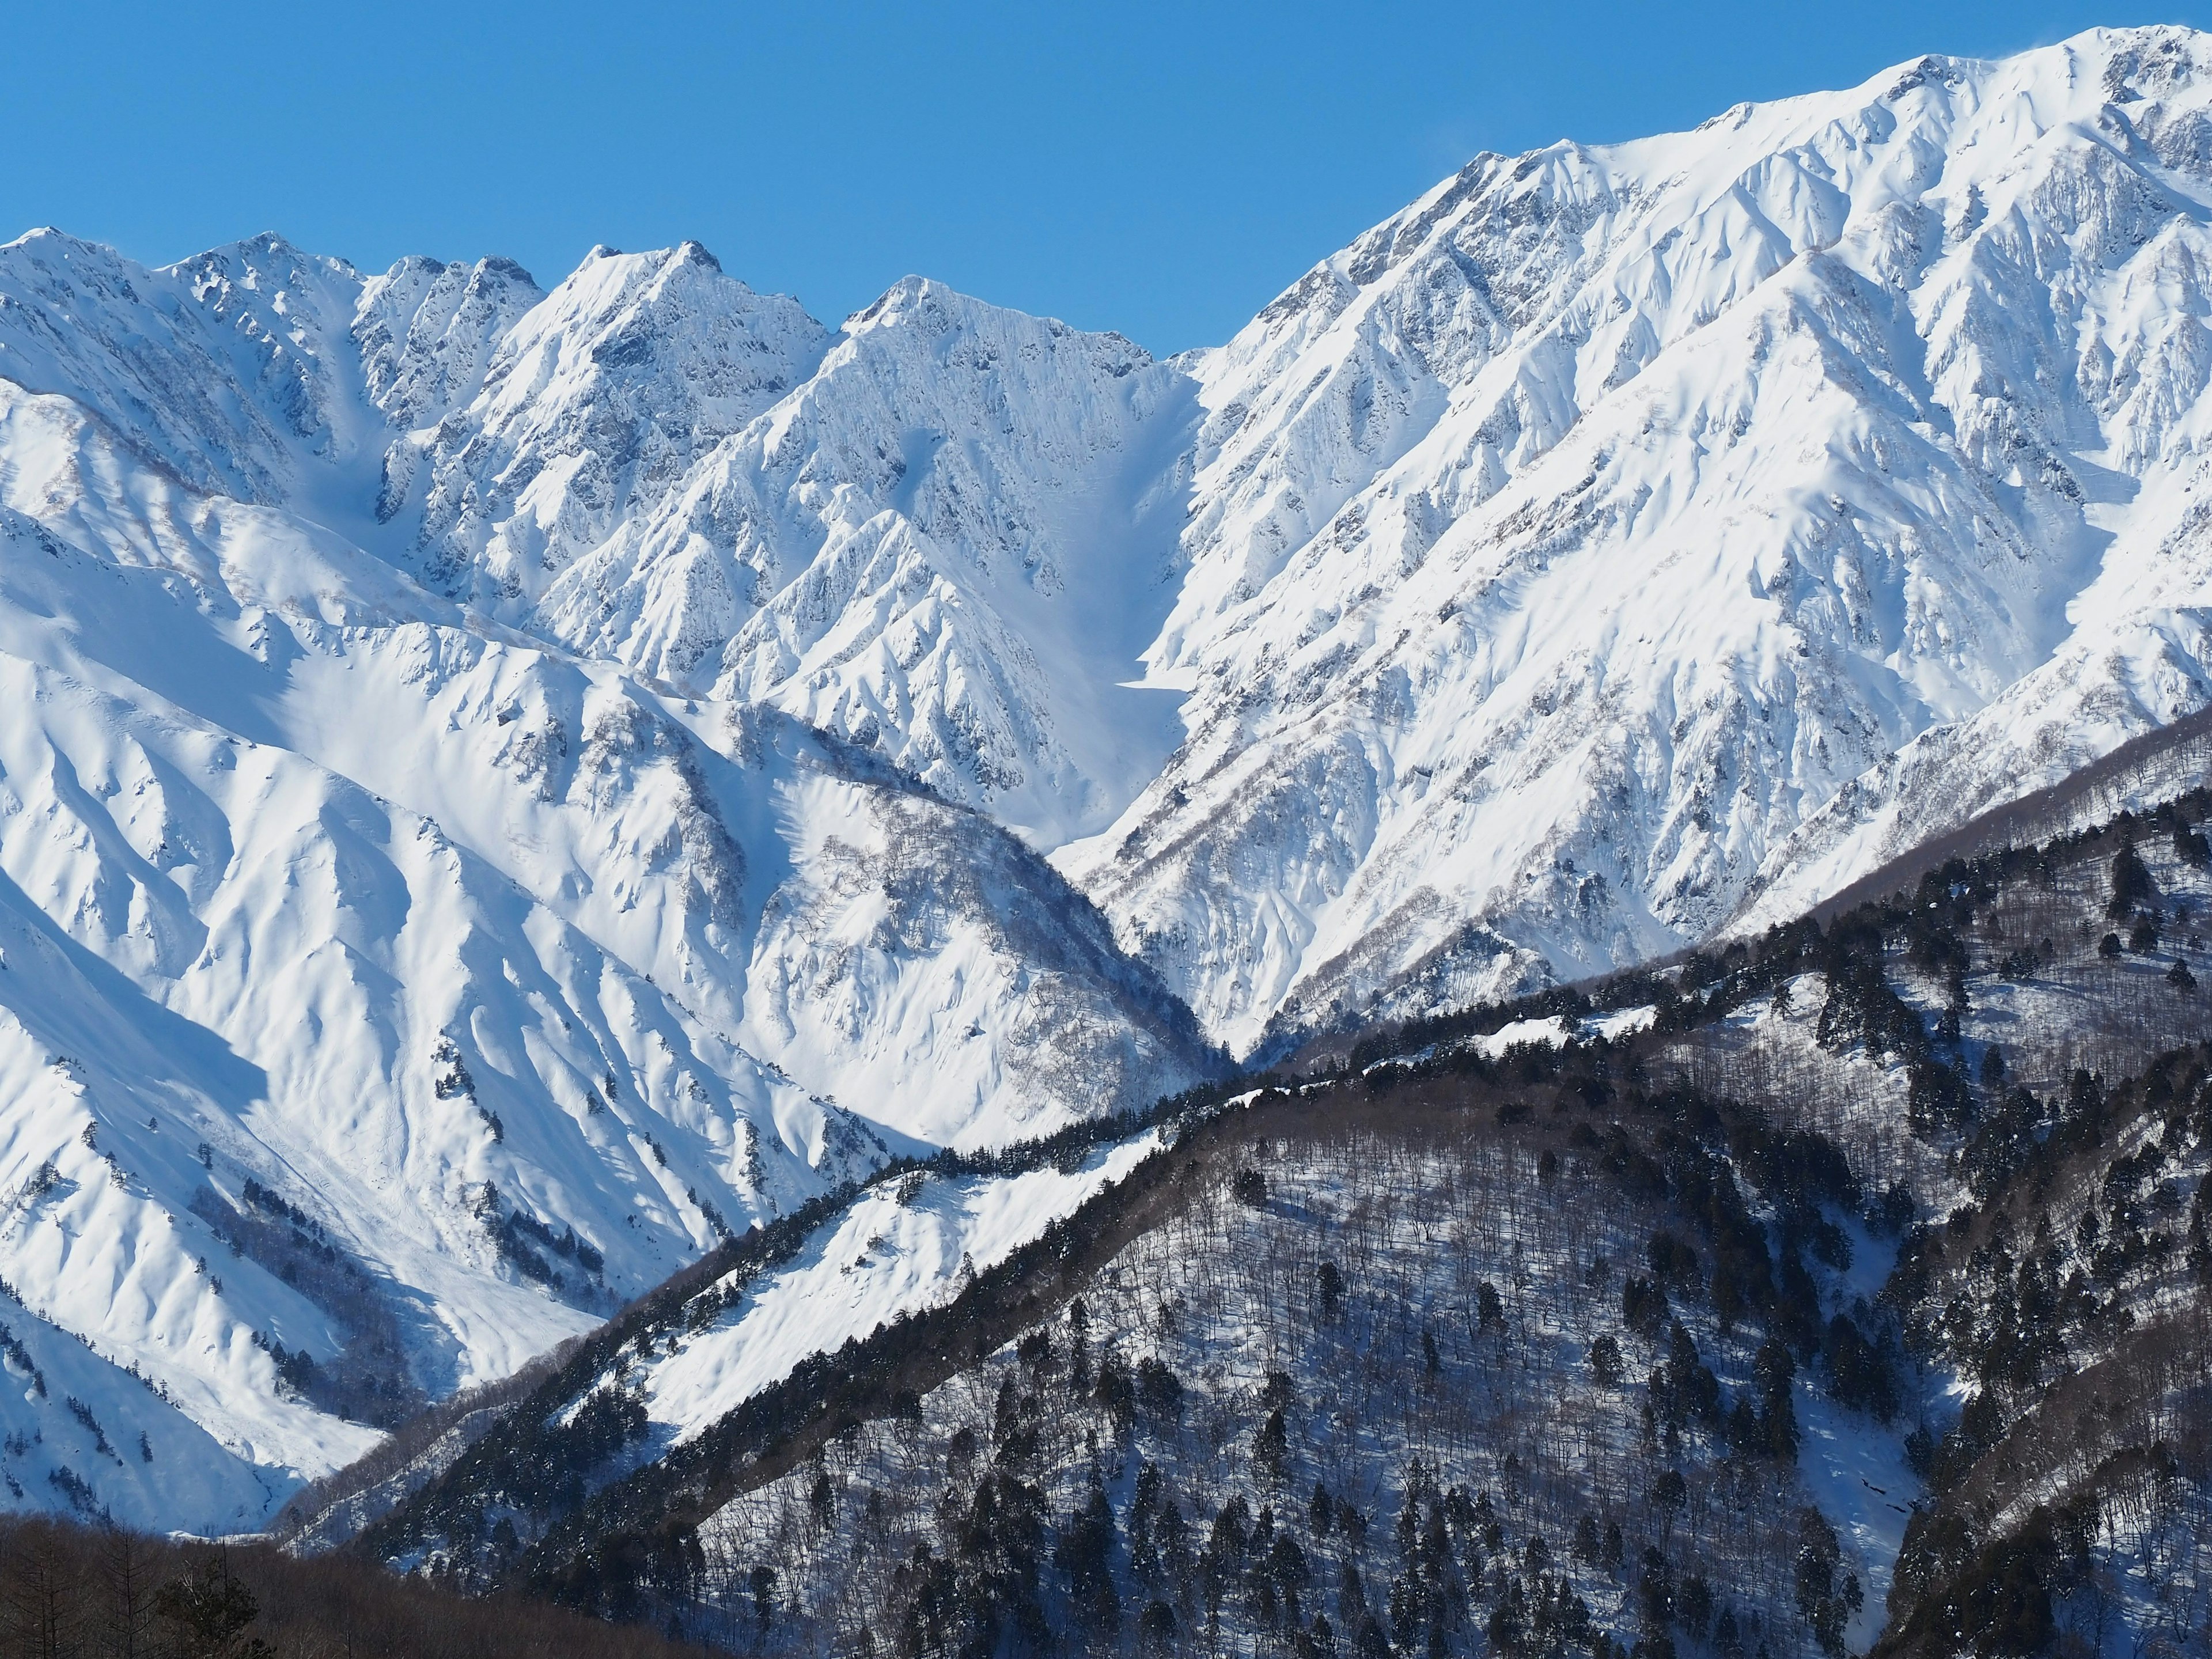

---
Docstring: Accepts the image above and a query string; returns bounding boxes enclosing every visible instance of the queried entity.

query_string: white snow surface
[33,28,2212,1071]
[637,1134,1161,1445]
[1063,25,2212,1051]
[1467,1015,1573,1056]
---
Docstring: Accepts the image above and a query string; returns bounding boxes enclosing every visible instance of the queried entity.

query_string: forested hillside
[0,1513,707,1659]
[299,789,2212,1657]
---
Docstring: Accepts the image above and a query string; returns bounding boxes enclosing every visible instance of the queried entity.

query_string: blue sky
[5,2,2201,351]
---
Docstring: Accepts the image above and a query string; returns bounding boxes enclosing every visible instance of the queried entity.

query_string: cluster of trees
[638,1047,1903,1657]
[350,1064,1284,1569]
[1878,1039,2212,1656]
[1642,801,2212,1654]
[470,1183,608,1298]
[187,1180,421,1430]
[0,1516,706,1659]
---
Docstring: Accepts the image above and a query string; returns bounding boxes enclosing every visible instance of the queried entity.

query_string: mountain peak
[1071,18,2212,1053]
[3,225,112,256]
[167,229,361,285]
[845,272,956,330]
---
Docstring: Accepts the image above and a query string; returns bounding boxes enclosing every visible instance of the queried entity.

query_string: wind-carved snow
[1059,25,2212,1055]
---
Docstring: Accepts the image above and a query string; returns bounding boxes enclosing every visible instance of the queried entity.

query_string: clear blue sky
[4,2,2200,352]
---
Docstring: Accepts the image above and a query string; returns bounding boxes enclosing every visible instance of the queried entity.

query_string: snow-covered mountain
[16,20,2212,1534]
[359,247,1198,849]
[1066,24,2212,1053]
[0,236,1212,1528]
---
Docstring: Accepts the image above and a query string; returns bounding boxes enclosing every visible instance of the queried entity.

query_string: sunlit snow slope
[382,255,1198,849]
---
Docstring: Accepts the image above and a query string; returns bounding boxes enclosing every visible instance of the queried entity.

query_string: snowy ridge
[637,1132,1162,1450]
[27,29,2212,1071]
[399,243,834,610]
[354,253,545,435]
[382,260,1200,846]
[0,230,360,506]
[573,278,1199,846]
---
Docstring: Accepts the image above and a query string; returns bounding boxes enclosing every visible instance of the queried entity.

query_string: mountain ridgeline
[1,20,2211,1659]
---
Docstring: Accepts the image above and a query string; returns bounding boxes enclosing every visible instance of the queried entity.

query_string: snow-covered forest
[285,786,2212,1658]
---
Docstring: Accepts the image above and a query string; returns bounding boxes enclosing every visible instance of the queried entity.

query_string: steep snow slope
[353,253,545,435]
[165,234,1199,849]
[1730,600,2212,936]
[0,230,362,508]
[0,285,1210,1525]
[550,278,1199,846]
[622,1131,1163,1455]
[31,28,2212,1071]
[394,243,833,610]
[373,262,1198,846]
[1062,25,2212,1054]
